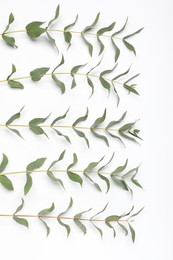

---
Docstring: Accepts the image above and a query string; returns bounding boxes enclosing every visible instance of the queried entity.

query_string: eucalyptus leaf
[67,171,83,186]
[47,171,65,189]
[74,208,91,234]
[29,114,50,138]
[97,22,115,55]
[111,38,120,63]
[71,63,87,89]
[128,223,135,242]
[72,108,89,147]
[111,176,128,191]
[51,107,69,126]
[2,13,17,47]
[13,198,29,228]
[64,14,78,48]
[53,129,71,144]
[26,157,46,173]
[48,150,66,170]
[24,174,32,196]
[105,215,121,237]
[7,64,24,89]
[112,18,128,37]
[46,32,59,52]
[0,154,8,173]
[118,222,128,236]
[112,159,128,175]
[38,203,55,237]
[26,21,46,38]
[57,197,73,237]
[123,28,143,55]
[48,5,60,27]
[30,67,50,81]
[0,175,14,190]
[106,111,127,129]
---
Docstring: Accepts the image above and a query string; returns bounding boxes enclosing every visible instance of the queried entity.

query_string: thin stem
[0,123,119,132]
[0,71,123,86]
[0,169,115,176]
[0,213,129,222]
[0,28,122,41]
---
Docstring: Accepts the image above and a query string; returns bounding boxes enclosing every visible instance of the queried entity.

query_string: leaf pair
[6,64,24,89]
[0,154,13,190]
[2,13,17,47]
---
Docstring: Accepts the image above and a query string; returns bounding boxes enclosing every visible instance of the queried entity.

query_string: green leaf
[38,203,55,237]
[129,207,144,219]
[81,12,100,56]
[64,14,78,48]
[111,38,120,63]
[128,223,135,242]
[2,13,17,48]
[97,22,115,55]
[26,21,46,38]
[105,215,121,237]
[46,32,59,52]
[29,114,50,137]
[118,222,128,236]
[131,177,143,189]
[52,55,65,93]
[86,59,102,97]
[112,66,131,81]
[106,111,127,129]
[48,5,60,27]
[53,129,71,144]
[47,171,65,189]
[26,157,46,173]
[0,175,14,190]
[51,107,69,126]
[119,122,135,132]
[57,197,73,237]
[90,203,108,237]
[123,28,144,55]
[67,171,83,186]
[112,159,128,175]
[30,67,50,81]
[74,208,91,234]
[71,63,86,89]
[91,109,109,146]
[24,174,32,196]
[112,18,128,37]
[48,150,66,170]
[13,198,29,228]
[0,154,8,173]
[7,64,24,89]
[111,176,128,191]
[99,64,117,93]
[72,108,89,147]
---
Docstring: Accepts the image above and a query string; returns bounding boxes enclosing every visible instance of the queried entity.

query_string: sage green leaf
[119,131,138,143]
[106,111,127,129]
[26,157,46,173]
[57,197,73,237]
[0,154,8,173]
[47,171,65,189]
[111,38,120,63]
[99,64,117,93]
[52,55,65,93]
[71,63,86,89]
[131,177,143,189]
[119,122,135,132]
[67,171,83,186]
[13,198,29,228]
[0,175,14,190]
[112,18,128,37]
[30,67,50,81]
[112,66,131,81]
[72,108,89,147]
[46,32,59,52]
[107,131,124,146]
[122,205,134,218]
[97,22,115,55]
[51,107,69,126]
[123,73,140,95]
[112,81,120,106]
[48,5,60,27]
[26,21,46,38]
[2,13,17,47]
[64,14,78,48]
[48,150,66,170]
[67,153,78,171]
[129,207,144,219]
[90,203,108,238]
[29,114,50,138]
[112,159,128,175]
[128,223,135,242]
[105,215,121,237]
[111,176,128,191]
[123,165,140,178]
[81,12,100,56]
[91,109,109,146]
[74,208,91,234]
[87,58,103,75]
[7,64,24,89]
[24,174,32,195]
[53,129,71,144]
[38,203,55,236]
[86,59,102,97]
[118,222,128,236]
[123,28,143,55]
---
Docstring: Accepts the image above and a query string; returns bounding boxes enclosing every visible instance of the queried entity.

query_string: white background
[0,0,172,259]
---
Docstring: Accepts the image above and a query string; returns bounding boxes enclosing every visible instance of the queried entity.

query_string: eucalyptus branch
[2,106,142,147]
[0,6,143,59]
[0,151,142,194]
[4,198,144,241]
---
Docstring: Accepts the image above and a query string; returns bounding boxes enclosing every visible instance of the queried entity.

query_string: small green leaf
[2,13,17,47]
[26,157,46,173]
[7,64,24,89]
[97,22,115,55]
[29,114,50,137]
[112,18,128,37]
[74,208,92,234]
[67,171,83,186]
[71,63,87,89]
[99,64,117,93]
[128,223,135,242]
[111,176,128,191]
[52,55,66,93]
[64,14,78,48]
[46,32,59,52]
[72,108,89,147]
[48,150,66,170]
[0,175,14,190]
[105,215,121,237]
[118,222,128,236]
[48,5,60,27]
[0,154,8,173]
[86,59,102,97]
[123,28,144,55]
[38,203,55,237]
[57,198,73,237]
[129,207,144,219]
[81,12,100,56]
[112,66,131,81]
[13,198,29,228]
[112,159,128,175]
[53,129,71,144]
[111,38,120,63]
[51,107,69,126]
[91,109,109,146]
[90,203,108,237]
[47,171,65,189]
[131,177,143,189]
[26,21,46,38]
[24,174,32,196]
[30,67,50,81]
[106,111,127,129]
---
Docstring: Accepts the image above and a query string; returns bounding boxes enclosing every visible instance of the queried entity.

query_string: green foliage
[0,154,13,190]
[7,64,24,89]
[38,203,55,236]
[2,13,17,47]
[30,67,50,81]
[13,199,29,228]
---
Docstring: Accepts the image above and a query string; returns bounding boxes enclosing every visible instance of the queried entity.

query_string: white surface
[0,0,172,259]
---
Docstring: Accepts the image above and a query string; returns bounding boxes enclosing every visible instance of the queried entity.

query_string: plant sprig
[0,152,142,195]
[8,197,144,241]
